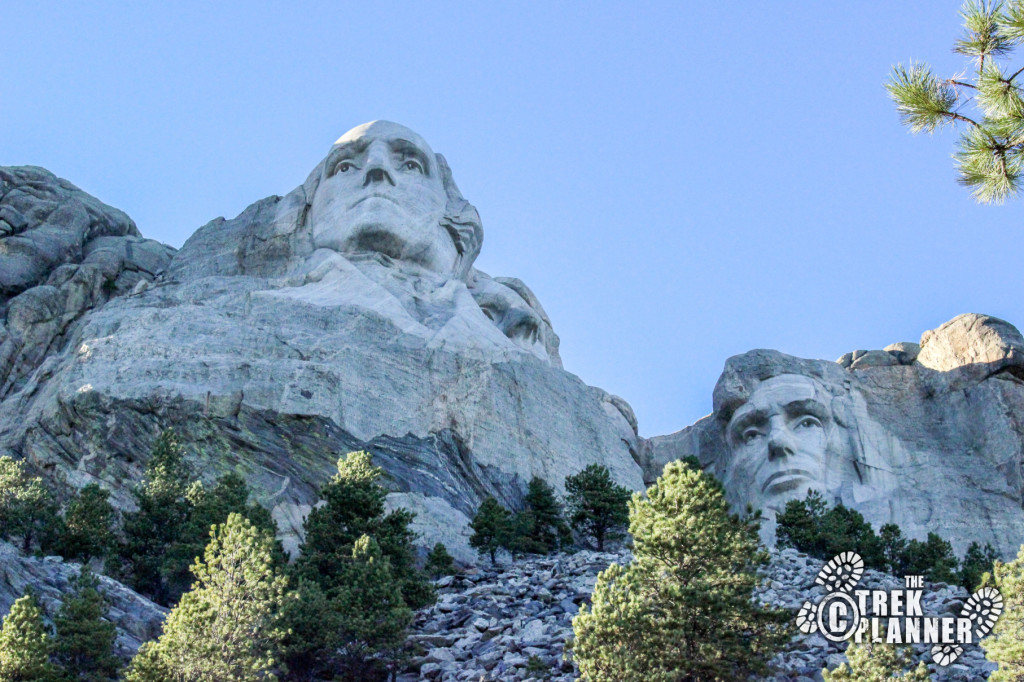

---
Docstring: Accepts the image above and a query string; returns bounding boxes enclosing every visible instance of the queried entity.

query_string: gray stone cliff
[0,135,645,564]
[646,313,1024,558]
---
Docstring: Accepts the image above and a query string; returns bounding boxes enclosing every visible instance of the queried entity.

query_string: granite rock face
[0,123,645,563]
[0,541,166,658]
[647,313,1024,557]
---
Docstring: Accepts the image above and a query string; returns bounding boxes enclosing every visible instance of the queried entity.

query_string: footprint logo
[930,586,1003,665]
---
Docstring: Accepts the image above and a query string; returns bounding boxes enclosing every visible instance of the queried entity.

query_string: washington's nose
[363,144,396,187]
[363,167,395,187]
[767,423,796,461]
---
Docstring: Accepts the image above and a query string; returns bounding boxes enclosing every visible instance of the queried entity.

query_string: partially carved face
[723,374,834,512]
[309,121,457,275]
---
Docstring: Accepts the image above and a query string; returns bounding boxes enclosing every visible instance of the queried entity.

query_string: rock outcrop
[0,541,166,658]
[647,314,1024,557]
[0,123,645,562]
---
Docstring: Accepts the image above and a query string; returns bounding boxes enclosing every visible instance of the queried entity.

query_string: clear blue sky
[3,2,1017,438]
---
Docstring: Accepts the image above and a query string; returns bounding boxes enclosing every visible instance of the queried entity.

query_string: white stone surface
[0,124,644,560]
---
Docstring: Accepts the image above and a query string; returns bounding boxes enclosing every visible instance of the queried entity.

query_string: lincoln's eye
[336,161,354,173]
[741,428,762,444]
[794,415,822,429]
[402,159,424,173]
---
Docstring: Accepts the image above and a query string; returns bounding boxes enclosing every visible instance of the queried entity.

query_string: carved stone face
[309,121,457,275]
[723,374,833,512]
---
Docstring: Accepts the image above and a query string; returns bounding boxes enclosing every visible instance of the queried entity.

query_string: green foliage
[959,541,999,591]
[469,496,512,564]
[822,640,930,681]
[886,0,1024,203]
[0,593,59,682]
[54,484,117,564]
[120,430,193,604]
[160,473,282,602]
[276,578,339,680]
[329,535,413,681]
[571,461,790,681]
[0,456,59,554]
[983,543,1024,681]
[879,523,908,575]
[903,533,960,585]
[51,567,119,682]
[776,492,884,570]
[424,542,455,578]
[278,536,413,682]
[120,430,279,606]
[124,513,288,682]
[519,476,572,554]
[292,451,433,610]
[564,464,631,552]
[777,493,970,585]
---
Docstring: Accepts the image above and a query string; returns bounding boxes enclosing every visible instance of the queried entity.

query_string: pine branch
[886,63,963,132]
[956,0,1012,63]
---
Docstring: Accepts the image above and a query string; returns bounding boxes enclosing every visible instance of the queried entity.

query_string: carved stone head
[713,351,866,517]
[308,121,482,280]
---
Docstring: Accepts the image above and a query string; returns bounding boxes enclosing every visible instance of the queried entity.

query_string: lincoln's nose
[363,167,395,187]
[767,426,796,461]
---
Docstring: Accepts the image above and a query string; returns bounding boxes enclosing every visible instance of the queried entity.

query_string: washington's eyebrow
[389,138,431,174]
[325,140,369,166]
[783,399,829,420]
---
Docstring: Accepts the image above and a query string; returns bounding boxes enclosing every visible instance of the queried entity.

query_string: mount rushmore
[1,121,1023,561]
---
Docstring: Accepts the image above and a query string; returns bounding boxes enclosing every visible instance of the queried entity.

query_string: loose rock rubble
[403,547,998,681]
[403,550,620,681]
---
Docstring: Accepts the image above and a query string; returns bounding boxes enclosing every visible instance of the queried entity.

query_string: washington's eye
[794,416,822,429]
[402,159,424,173]
[333,160,355,175]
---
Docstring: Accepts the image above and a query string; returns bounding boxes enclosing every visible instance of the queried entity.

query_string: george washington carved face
[308,121,480,279]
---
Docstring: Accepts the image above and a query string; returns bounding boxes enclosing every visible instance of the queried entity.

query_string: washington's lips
[350,192,401,208]
[761,469,813,493]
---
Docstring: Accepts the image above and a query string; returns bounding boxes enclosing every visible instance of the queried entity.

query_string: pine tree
[0,456,59,554]
[51,567,119,682]
[56,484,117,564]
[160,473,282,601]
[276,578,340,681]
[879,523,908,575]
[903,533,959,584]
[120,429,193,604]
[981,544,1024,680]
[886,0,1024,203]
[331,536,414,681]
[425,542,455,578]
[469,496,512,564]
[294,451,432,609]
[520,476,571,554]
[123,513,288,682]
[570,460,789,681]
[822,640,930,681]
[959,541,998,591]
[0,593,58,682]
[564,464,631,552]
